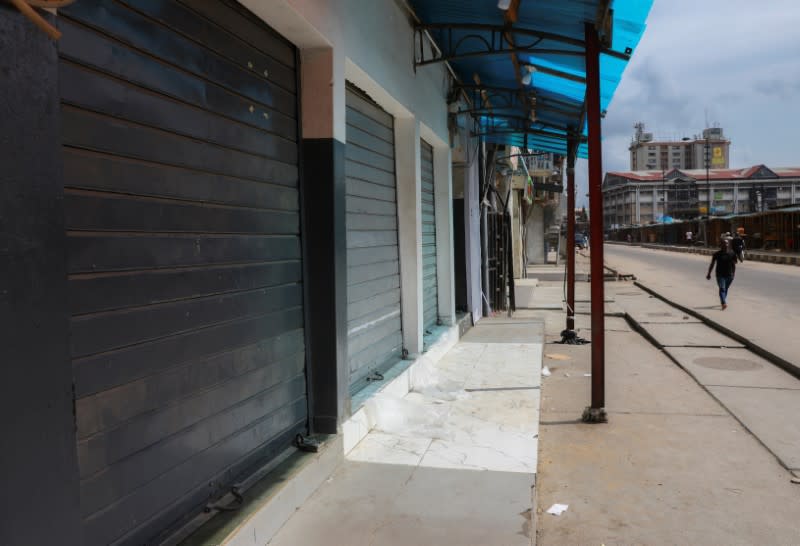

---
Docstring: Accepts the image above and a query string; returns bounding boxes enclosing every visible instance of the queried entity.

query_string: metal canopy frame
[452,83,583,124]
[407,0,653,422]
[414,23,631,68]
[473,114,586,141]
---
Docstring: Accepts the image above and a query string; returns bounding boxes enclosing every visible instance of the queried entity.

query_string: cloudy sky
[576,0,800,206]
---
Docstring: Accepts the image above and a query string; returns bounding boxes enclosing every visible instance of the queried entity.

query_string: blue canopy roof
[408,0,653,158]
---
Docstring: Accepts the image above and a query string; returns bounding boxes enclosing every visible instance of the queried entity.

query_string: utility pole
[661,168,666,243]
[705,134,710,246]
[566,139,576,331]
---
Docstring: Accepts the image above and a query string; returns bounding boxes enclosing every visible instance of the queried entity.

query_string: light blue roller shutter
[420,139,438,333]
[345,85,403,391]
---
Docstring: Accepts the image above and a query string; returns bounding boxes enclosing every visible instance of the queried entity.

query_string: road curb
[633,280,800,380]
[607,241,800,267]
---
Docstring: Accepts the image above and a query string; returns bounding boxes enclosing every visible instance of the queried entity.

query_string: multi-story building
[603,165,800,228]
[629,122,731,171]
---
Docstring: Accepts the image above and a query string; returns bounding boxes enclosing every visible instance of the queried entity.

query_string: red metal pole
[566,140,576,331]
[584,23,606,417]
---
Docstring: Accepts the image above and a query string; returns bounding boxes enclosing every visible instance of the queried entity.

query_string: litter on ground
[546,503,569,516]
[545,353,571,361]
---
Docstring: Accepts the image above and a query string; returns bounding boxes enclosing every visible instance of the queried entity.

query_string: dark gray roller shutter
[420,139,439,333]
[58,2,307,544]
[345,85,403,391]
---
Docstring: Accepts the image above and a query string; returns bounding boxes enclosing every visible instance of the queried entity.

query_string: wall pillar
[460,158,483,324]
[395,117,423,355]
[526,204,546,264]
[0,7,82,545]
[433,143,455,325]
[299,47,349,431]
[511,191,523,277]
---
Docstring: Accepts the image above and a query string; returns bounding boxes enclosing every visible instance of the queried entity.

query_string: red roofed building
[602,165,800,229]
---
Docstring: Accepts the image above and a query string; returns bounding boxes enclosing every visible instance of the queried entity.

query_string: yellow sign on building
[711,146,725,166]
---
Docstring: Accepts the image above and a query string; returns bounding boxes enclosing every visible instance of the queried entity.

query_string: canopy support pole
[566,138,576,331]
[583,22,607,423]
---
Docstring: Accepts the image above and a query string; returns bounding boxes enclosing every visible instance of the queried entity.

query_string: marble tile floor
[268,328,544,546]
[351,338,543,473]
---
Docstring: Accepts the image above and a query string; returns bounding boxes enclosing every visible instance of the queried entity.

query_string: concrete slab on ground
[461,320,543,343]
[266,461,533,546]
[537,308,800,546]
[526,265,566,284]
[603,245,800,374]
[573,301,624,316]
[707,386,800,470]
[644,322,744,348]
[514,278,539,308]
[613,291,702,324]
[521,285,564,310]
[666,347,800,389]
[540,330,726,417]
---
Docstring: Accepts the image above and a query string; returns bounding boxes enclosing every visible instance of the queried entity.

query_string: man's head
[719,239,729,250]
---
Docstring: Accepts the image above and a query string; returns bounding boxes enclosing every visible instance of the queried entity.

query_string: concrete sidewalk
[267,317,544,546]
[535,277,800,545]
[602,246,800,379]
[200,261,800,545]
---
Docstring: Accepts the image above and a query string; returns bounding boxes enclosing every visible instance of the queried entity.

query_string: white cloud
[577,0,800,207]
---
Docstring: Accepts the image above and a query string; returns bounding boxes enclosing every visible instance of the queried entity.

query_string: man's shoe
[722,304,728,310]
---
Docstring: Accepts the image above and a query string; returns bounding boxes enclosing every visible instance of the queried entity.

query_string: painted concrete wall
[244,0,450,143]
[526,204,546,264]
[242,1,454,357]
[511,191,523,278]
[457,160,483,324]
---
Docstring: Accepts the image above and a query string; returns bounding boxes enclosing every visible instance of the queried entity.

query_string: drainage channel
[615,284,800,476]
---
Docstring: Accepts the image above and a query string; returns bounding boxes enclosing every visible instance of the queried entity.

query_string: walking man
[731,232,745,263]
[706,239,737,310]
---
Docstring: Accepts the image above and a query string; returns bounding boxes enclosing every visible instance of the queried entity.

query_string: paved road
[603,244,800,370]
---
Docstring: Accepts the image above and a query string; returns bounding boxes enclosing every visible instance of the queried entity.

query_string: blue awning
[408,0,653,158]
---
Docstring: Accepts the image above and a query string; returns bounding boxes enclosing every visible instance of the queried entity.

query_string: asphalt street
[603,244,800,369]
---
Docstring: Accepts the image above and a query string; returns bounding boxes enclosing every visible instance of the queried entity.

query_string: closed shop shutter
[58,1,307,543]
[420,139,439,333]
[345,85,403,391]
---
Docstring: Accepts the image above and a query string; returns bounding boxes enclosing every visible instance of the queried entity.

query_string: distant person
[627,233,632,244]
[686,230,693,246]
[731,232,745,263]
[706,239,737,310]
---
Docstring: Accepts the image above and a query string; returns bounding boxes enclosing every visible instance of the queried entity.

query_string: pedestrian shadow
[693,306,719,310]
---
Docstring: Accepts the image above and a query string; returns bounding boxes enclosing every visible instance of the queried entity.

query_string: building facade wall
[246,0,456,353]
[604,177,800,228]
[2,2,461,543]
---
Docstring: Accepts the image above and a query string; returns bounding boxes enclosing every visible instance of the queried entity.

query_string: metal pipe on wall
[480,143,491,316]
[584,23,606,420]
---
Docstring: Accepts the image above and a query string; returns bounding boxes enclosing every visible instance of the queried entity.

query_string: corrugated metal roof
[407,0,653,157]
[606,165,800,183]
